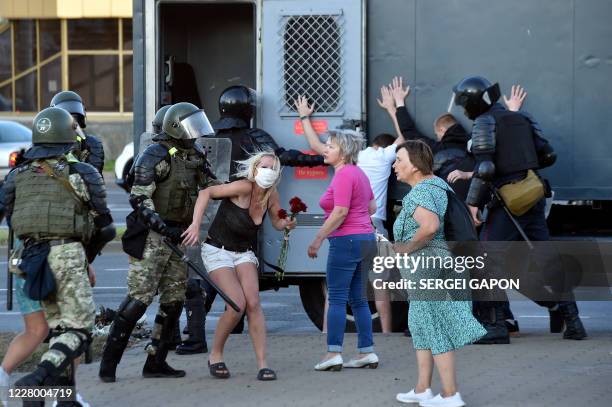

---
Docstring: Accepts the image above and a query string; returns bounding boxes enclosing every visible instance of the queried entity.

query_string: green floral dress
[393,176,486,355]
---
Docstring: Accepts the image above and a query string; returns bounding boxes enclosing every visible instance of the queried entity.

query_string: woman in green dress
[392,140,486,407]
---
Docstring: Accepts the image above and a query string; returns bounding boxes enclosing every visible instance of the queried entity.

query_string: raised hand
[376,85,396,113]
[503,84,527,112]
[295,95,315,118]
[390,76,411,107]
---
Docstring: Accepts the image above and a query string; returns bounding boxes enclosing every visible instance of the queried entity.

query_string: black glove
[163,226,185,245]
[276,148,326,167]
[139,207,167,234]
[86,223,117,263]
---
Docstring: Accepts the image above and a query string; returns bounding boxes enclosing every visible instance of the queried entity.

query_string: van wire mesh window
[281,13,344,114]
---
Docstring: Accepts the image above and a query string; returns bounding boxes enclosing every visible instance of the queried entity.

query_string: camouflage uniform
[3,107,115,396]
[42,242,94,368]
[99,102,216,382]
[127,231,188,305]
[4,156,113,391]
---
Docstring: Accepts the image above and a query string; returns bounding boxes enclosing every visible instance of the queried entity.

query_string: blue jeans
[326,233,376,353]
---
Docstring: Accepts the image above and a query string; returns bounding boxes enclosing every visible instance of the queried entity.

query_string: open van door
[260,0,365,278]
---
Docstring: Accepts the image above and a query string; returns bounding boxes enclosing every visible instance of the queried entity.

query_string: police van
[131,0,612,332]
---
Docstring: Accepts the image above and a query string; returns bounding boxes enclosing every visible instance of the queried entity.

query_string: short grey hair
[327,129,365,165]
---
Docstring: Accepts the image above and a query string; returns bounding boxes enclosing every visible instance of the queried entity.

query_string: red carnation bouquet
[276,196,307,280]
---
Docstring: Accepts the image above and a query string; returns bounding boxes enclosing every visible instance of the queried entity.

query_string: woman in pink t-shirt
[306,129,379,372]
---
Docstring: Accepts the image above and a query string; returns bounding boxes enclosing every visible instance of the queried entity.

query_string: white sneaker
[396,388,434,404]
[52,393,91,407]
[343,353,379,369]
[314,355,343,371]
[0,367,9,407]
[419,392,465,407]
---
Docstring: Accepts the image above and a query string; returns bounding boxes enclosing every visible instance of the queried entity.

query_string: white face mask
[254,168,279,189]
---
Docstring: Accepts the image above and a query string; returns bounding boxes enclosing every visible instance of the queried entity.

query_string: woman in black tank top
[182,152,296,381]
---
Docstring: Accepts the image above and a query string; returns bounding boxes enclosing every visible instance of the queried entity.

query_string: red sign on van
[294,150,328,180]
[294,119,328,135]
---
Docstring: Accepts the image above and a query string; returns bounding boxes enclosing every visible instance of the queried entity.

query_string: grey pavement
[7,331,609,407]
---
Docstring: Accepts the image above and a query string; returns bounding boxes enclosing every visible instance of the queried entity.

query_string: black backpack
[424,182,479,254]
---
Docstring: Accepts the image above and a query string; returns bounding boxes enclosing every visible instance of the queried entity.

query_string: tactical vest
[152,142,206,224]
[11,161,92,241]
[491,110,539,176]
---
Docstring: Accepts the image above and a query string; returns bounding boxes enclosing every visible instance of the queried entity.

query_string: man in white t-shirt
[356,134,399,237]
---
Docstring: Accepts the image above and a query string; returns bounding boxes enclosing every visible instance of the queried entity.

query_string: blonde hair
[234,150,282,208]
[327,129,365,165]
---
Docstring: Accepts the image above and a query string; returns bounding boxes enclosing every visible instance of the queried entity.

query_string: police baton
[6,228,13,311]
[491,187,534,250]
[162,238,241,313]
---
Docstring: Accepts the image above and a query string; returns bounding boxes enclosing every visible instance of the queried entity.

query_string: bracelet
[299,115,310,121]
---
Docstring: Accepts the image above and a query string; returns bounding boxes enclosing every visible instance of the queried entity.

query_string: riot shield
[138,132,156,154]
[196,137,232,234]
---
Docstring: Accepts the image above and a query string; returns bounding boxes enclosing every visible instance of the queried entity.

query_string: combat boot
[474,302,510,345]
[176,281,208,355]
[142,302,186,378]
[549,306,564,333]
[99,297,147,383]
[14,362,53,407]
[558,301,587,340]
[142,348,186,378]
[500,302,520,337]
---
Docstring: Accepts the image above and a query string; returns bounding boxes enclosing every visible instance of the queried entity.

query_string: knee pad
[43,328,91,374]
[118,296,148,323]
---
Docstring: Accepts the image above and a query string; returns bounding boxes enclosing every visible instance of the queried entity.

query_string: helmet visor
[179,109,215,139]
[53,99,86,117]
[447,93,456,113]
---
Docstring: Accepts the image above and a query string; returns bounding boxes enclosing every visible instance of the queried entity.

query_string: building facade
[0,0,134,159]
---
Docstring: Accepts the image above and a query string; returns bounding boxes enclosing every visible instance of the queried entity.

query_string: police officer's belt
[23,237,80,247]
[48,238,80,247]
[205,236,253,253]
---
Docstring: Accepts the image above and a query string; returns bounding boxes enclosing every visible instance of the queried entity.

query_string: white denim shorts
[201,243,259,273]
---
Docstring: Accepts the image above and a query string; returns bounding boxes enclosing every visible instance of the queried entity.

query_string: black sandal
[208,360,230,379]
[257,368,277,381]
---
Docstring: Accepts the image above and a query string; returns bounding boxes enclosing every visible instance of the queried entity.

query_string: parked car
[0,120,32,178]
[114,141,134,191]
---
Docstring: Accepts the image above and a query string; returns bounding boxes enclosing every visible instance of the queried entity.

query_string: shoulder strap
[38,160,81,202]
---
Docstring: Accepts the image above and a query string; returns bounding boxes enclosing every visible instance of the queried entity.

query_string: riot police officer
[152,104,172,134]
[4,107,115,397]
[99,102,217,382]
[215,85,324,172]
[453,76,587,344]
[51,90,105,173]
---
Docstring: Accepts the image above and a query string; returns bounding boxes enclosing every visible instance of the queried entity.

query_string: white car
[114,141,134,191]
[0,121,32,178]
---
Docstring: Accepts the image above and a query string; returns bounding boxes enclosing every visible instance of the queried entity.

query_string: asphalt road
[0,245,316,333]
[1,244,612,334]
